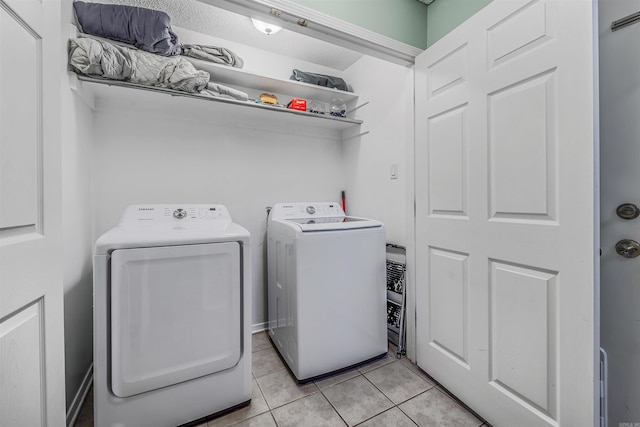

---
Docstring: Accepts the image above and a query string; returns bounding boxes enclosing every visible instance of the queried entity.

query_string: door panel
[414,1,598,425]
[428,106,468,216]
[489,261,557,417]
[486,0,550,68]
[0,5,40,233]
[429,248,469,367]
[0,1,65,425]
[0,301,44,427]
[488,70,557,221]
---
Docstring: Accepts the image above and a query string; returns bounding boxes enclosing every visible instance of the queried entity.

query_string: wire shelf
[386,244,406,358]
[387,300,402,328]
[386,259,406,294]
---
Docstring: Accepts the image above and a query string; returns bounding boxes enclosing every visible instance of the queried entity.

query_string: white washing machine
[267,202,387,382]
[93,204,251,427]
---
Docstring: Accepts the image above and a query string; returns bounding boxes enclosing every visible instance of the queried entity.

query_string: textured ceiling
[92,0,364,70]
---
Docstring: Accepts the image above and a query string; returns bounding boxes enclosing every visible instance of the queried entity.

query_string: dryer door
[110,242,242,398]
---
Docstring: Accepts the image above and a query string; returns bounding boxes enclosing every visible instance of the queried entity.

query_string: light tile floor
[75,332,490,427]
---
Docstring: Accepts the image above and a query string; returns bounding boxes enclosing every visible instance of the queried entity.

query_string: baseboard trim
[252,322,268,333]
[66,364,93,427]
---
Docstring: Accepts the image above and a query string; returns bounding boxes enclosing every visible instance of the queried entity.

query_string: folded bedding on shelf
[202,82,249,101]
[290,69,352,92]
[181,44,244,69]
[73,1,182,56]
[68,37,209,93]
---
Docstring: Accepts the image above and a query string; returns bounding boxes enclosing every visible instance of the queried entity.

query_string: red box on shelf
[287,98,307,111]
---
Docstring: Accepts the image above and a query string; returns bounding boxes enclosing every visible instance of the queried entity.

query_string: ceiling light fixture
[251,18,282,35]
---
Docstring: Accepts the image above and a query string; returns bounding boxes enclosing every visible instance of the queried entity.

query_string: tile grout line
[393,404,421,427]
[356,362,405,426]
[396,357,490,426]
[356,356,447,427]
[360,355,438,403]
[251,340,487,427]
[359,363,397,405]
[320,357,398,426]
[306,348,400,426]
[268,410,278,427]
[317,387,351,427]
[253,365,287,380]
[393,388,431,427]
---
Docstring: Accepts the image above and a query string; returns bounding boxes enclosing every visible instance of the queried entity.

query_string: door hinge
[600,347,608,427]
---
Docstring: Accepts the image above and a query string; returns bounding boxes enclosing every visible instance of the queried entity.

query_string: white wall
[88,32,410,329]
[343,56,412,246]
[91,110,345,328]
[61,0,95,417]
[88,28,354,331]
[62,94,94,413]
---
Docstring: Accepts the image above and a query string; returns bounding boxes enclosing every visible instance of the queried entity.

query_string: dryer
[267,202,387,383]
[93,204,251,427]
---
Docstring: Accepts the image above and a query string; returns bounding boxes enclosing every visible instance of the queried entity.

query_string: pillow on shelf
[73,1,181,57]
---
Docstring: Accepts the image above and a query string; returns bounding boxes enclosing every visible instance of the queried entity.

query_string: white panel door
[599,1,640,425]
[414,1,598,426]
[0,0,65,426]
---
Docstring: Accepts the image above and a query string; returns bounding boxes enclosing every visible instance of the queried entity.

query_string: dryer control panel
[270,202,345,220]
[119,204,232,230]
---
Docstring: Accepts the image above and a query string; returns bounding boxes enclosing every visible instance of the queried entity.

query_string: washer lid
[270,202,345,221]
[284,216,382,232]
[270,202,383,232]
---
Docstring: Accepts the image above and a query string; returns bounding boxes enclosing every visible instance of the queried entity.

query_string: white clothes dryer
[93,204,251,427]
[267,202,387,383]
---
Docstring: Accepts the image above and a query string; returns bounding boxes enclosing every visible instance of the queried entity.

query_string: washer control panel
[173,208,187,219]
[119,204,232,230]
[270,202,345,220]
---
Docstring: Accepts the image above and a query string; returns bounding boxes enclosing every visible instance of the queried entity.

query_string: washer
[267,202,387,382]
[93,204,251,427]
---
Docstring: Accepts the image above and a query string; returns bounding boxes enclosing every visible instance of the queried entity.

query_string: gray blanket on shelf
[181,44,244,68]
[202,82,249,101]
[68,37,210,93]
[73,1,182,56]
[290,69,351,92]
